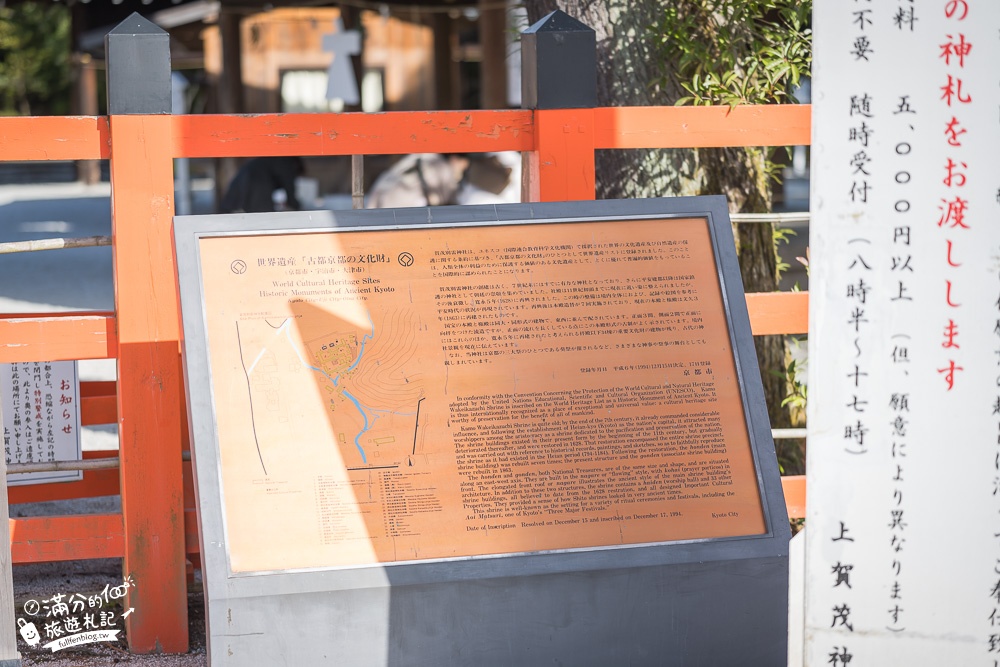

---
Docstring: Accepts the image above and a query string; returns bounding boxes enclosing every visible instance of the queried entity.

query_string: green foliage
[779,356,807,412]
[651,0,811,107]
[652,0,813,439]
[0,3,71,115]
[768,338,807,476]
[772,225,796,280]
[766,345,806,415]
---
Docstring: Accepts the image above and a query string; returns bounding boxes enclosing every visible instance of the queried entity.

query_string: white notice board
[807,2,1000,666]
[1,362,83,485]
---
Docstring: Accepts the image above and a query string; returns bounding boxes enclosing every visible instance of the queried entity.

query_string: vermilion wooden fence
[0,16,810,657]
[0,103,810,652]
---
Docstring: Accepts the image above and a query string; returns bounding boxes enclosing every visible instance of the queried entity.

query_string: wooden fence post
[105,13,188,653]
[520,10,596,202]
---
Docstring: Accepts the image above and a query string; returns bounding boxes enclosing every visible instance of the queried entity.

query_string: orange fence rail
[0,116,110,161]
[593,105,811,149]
[171,110,534,157]
[0,102,812,651]
[0,312,117,363]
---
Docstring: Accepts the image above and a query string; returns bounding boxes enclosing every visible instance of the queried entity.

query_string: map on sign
[235,311,426,473]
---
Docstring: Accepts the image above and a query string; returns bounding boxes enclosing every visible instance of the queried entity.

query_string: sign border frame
[175,196,790,663]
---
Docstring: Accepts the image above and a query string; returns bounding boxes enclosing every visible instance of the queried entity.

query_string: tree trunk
[699,147,798,461]
[524,1,796,448]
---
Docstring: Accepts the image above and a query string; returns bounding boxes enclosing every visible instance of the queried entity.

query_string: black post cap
[105,13,171,115]
[520,10,597,110]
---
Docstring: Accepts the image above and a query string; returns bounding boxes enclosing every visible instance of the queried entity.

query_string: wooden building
[59,1,518,190]
[69,1,516,115]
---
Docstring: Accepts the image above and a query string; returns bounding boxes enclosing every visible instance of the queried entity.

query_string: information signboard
[807,4,1000,666]
[176,197,789,666]
[0,361,82,486]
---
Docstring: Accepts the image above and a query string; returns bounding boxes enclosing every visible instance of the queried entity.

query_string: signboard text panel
[198,217,764,572]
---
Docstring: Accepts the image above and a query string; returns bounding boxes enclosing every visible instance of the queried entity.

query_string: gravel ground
[14,567,207,666]
[10,500,207,666]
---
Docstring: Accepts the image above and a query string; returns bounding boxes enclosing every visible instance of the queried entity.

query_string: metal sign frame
[175,196,790,666]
